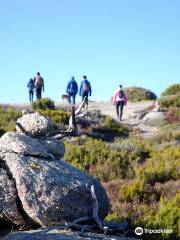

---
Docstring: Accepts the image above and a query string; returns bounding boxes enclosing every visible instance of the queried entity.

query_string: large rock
[0,132,65,159]
[5,227,139,240]
[143,111,165,123]
[0,168,25,225]
[0,131,110,227]
[16,112,54,137]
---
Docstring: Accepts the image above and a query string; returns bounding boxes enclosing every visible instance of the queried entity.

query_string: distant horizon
[0,0,179,103]
[0,82,173,104]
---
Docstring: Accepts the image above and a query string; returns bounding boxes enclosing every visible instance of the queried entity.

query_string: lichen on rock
[0,112,110,227]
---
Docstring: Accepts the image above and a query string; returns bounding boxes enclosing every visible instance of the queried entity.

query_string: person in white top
[112,85,128,121]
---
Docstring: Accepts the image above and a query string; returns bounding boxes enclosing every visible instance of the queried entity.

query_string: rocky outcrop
[143,111,165,123]
[0,112,110,228]
[1,151,109,226]
[0,132,65,159]
[0,168,25,226]
[16,112,54,137]
[5,227,139,240]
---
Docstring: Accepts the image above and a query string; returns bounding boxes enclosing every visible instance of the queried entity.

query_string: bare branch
[16,98,87,140]
[68,97,86,128]
[89,185,103,230]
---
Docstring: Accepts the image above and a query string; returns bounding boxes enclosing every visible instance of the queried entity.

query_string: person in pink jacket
[112,85,128,121]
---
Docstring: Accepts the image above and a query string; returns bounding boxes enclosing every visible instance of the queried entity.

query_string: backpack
[118,90,124,99]
[82,80,90,91]
[34,76,43,88]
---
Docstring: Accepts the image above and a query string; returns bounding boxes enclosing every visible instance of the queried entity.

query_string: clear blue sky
[0,0,180,103]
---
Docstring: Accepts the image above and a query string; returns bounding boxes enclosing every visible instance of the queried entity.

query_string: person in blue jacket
[66,76,78,104]
[79,75,92,108]
[27,78,34,103]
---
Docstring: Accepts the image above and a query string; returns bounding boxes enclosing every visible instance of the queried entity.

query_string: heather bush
[0,107,21,136]
[150,124,180,151]
[135,192,180,240]
[139,147,180,185]
[166,107,180,123]
[161,83,180,96]
[37,109,70,125]
[105,185,180,239]
[105,212,125,223]
[65,137,151,181]
[102,133,180,240]
[0,100,178,240]
[65,137,109,171]
[119,180,145,202]
[125,87,157,102]
[104,116,128,133]
[90,116,129,141]
[32,97,55,110]
[159,94,180,107]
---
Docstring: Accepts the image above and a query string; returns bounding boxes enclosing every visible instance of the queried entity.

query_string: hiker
[66,76,78,104]
[34,72,44,99]
[112,85,128,121]
[27,78,34,103]
[79,75,92,108]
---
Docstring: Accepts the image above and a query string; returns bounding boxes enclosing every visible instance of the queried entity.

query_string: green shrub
[139,147,180,185]
[0,107,21,136]
[120,180,145,202]
[159,94,180,108]
[122,183,162,205]
[104,116,128,133]
[152,126,180,145]
[135,192,180,240]
[105,212,125,223]
[63,107,179,240]
[125,87,157,102]
[37,109,70,125]
[32,98,55,110]
[65,137,151,181]
[65,137,109,171]
[166,107,180,124]
[89,116,129,141]
[161,83,180,96]
[105,183,180,239]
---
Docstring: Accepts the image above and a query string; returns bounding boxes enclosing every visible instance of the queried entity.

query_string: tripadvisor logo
[135,227,173,235]
[135,227,143,235]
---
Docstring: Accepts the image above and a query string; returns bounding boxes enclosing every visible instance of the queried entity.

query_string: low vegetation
[161,83,180,96]
[166,107,180,123]
[159,84,180,108]
[0,84,179,239]
[90,116,129,141]
[65,126,180,239]
[65,137,151,181]
[64,84,179,240]
[32,98,70,126]
[159,94,180,108]
[125,86,157,102]
[32,97,55,110]
[0,106,21,137]
[37,109,70,125]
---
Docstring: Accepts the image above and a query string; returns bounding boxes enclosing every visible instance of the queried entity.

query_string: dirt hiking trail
[88,100,158,138]
[1,100,158,138]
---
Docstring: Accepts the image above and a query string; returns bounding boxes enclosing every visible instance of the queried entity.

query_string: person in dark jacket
[66,76,78,104]
[27,78,34,103]
[79,75,92,108]
[34,72,44,99]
